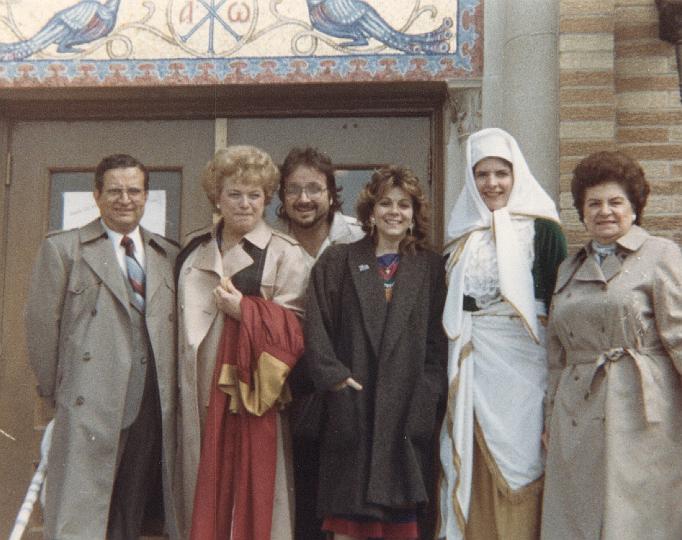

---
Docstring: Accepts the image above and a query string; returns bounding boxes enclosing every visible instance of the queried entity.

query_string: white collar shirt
[100,219,146,274]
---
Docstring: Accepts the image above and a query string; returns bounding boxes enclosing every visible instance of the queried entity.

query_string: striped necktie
[121,236,145,309]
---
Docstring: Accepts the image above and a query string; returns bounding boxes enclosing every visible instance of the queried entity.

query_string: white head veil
[442,128,560,342]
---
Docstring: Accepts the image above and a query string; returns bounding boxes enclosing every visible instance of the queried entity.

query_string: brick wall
[559,0,681,251]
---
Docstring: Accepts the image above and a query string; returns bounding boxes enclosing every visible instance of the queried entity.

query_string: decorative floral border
[0,0,481,87]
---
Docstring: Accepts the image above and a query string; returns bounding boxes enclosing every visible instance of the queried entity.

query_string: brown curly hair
[356,166,430,254]
[201,145,280,210]
[571,150,649,225]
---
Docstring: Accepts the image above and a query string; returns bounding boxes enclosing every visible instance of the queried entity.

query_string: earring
[631,214,637,223]
[408,222,414,236]
[370,217,376,233]
[216,203,221,210]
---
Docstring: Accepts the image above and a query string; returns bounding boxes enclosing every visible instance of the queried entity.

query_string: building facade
[0,0,678,535]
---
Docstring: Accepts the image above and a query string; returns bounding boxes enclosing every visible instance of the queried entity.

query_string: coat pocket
[290,392,326,442]
[405,379,439,445]
[323,387,358,450]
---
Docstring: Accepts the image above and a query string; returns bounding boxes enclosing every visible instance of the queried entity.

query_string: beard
[289,202,328,229]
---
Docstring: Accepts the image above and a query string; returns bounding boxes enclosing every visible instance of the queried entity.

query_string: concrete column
[444,84,482,239]
[482,0,560,200]
[481,0,506,128]
[443,0,560,239]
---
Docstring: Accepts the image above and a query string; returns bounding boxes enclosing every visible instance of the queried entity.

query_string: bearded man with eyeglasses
[276,147,364,260]
[274,147,364,540]
[24,153,180,540]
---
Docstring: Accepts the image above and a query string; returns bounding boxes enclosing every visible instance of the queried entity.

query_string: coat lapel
[380,251,426,361]
[574,253,607,283]
[183,236,222,350]
[79,220,130,313]
[141,228,169,309]
[192,233,224,276]
[601,253,623,282]
[348,237,387,358]
[555,251,584,292]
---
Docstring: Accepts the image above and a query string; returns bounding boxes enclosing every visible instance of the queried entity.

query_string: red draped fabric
[190,297,303,540]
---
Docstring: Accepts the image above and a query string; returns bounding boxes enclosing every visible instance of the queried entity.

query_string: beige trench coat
[25,219,179,540]
[175,220,309,539]
[541,226,682,540]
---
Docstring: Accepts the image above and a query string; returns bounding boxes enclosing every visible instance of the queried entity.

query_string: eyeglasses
[103,188,146,200]
[283,183,328,199]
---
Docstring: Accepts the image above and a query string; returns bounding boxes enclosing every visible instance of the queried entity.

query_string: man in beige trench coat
[25,154,179,540]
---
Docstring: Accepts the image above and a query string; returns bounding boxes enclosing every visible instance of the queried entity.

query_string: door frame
[0,81,447,353]
[0,82,446,537]
[0,80,448,240]
[0,80,448,347]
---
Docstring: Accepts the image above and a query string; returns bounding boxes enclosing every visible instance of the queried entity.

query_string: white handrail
[9,419,53,540]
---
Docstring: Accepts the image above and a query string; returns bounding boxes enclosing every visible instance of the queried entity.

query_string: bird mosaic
[306,0,453,54]
[0,0,121,61]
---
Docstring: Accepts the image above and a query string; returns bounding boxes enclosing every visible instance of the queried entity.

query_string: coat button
[574,375,580,381]
[82,352,91,362]
[185,267,192,274]
[75,396,85,406]
[91,308,97,316]
[571,419,577,426]
[168,313,175,322]
[584,392,590,400]
[141,356,147,365]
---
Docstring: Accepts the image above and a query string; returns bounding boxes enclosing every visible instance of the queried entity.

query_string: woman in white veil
[437,128,566,539]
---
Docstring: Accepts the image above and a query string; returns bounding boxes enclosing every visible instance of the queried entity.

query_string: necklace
[376,253,400,301]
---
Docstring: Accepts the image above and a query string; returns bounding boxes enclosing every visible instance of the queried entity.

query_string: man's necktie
[121,236,145,309]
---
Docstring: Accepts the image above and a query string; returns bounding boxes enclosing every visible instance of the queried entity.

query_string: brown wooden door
[0,119,214,537]
[0,113,437,536]
[224,116,435,228]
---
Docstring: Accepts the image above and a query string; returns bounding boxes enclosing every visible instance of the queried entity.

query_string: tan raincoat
[175,220,309,539]
[542,225,682,540]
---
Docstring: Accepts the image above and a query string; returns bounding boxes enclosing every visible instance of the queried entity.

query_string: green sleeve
[532,218,568,310]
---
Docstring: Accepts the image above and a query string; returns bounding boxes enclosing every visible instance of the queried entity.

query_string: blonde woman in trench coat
[541,150,682,540]
[175,146,309,540]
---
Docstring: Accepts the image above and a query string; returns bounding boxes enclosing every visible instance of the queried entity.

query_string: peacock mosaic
[0,0,481,86]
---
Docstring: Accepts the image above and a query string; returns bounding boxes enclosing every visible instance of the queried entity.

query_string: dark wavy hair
[356,166,430,254]
[277,147,342,222]
[95,154,149,192]
[571,150,649,225]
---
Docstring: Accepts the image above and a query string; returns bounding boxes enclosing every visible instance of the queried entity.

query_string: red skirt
[322,514,418,539]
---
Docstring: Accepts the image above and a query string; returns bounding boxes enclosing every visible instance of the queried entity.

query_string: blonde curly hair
[201,145,280,209]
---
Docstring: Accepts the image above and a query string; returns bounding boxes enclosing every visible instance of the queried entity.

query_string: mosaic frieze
[0,0,481,86]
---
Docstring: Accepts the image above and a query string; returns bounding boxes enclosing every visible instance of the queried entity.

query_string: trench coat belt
[565,347,664,424]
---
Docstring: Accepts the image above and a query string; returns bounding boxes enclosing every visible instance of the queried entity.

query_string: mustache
[293,202,317,211]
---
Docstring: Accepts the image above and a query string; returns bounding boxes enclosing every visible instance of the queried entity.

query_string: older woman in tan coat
[541,150,682,540]
[175,146,309,540]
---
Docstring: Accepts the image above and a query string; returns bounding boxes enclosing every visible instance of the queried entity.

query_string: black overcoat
[303,236,448,520]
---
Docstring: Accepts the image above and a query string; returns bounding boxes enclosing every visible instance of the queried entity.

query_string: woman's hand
[333,377,363,392]
[214,279,243,320]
